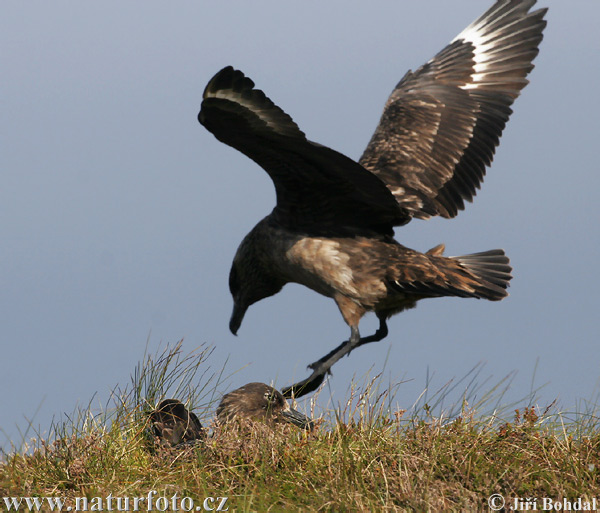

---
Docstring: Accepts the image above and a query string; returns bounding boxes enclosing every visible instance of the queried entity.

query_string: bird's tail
[452,249,512,301]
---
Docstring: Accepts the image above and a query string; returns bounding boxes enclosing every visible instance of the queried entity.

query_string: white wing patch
[205,87,285,132]
[451,1,525,91]
[454,25,493,87]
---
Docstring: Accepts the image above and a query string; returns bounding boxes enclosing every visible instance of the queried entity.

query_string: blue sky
[2,1,599,448]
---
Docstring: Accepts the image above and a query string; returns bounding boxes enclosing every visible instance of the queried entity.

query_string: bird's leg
[349,315,389,351]
[282,316,389,399]
[308,317,389,370]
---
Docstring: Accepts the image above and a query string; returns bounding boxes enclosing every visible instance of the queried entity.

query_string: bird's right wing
[199,66,408,236]
[359,0,547,220]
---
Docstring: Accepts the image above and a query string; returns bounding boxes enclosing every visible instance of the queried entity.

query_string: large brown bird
[198,1,547,397]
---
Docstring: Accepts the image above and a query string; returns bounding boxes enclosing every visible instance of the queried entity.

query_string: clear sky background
[2,1,599,449]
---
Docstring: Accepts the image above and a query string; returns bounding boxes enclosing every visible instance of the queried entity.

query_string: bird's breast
[282,237,362,298]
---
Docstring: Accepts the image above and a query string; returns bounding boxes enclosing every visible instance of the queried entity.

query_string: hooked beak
[229,301,247,335]
[281,406,314,430]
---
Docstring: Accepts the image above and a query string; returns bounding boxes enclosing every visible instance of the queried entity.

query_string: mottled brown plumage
[216,382,313,430]
[198,1,547,397]
[149,399,205,447]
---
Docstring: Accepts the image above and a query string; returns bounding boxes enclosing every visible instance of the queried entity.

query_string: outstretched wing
[359,0,548,219]
[199,67,409,236]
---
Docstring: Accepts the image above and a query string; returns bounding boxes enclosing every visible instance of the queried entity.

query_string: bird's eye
[264,391,277,406]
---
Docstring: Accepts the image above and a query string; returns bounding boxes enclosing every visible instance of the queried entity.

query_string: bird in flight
[198,0,547,398]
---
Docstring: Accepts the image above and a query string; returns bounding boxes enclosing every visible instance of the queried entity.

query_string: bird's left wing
[359,0,548,220]
[199,66,408,236]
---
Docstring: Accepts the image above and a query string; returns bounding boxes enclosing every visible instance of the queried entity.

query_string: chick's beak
[229,301,247,335]
[281,406,314,430]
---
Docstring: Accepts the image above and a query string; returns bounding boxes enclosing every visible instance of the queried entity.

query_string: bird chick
[149,399,205,447]
[217,382,313,430]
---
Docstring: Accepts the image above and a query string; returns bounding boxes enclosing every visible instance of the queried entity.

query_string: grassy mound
[1,343,599,511]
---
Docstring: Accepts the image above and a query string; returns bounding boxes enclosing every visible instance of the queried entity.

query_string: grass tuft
[1,344,599,511]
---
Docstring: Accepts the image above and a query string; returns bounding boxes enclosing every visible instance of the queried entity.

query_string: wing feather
[359,0,547,219]
[199,66,408,235]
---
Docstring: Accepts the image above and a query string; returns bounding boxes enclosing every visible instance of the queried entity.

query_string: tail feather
[453,249,512,301]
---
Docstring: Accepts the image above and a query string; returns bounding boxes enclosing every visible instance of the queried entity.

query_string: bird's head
[228,235,285,335]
